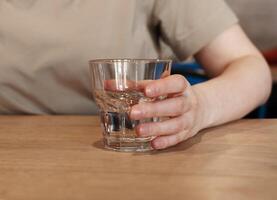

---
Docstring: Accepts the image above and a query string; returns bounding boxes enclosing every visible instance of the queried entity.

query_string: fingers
[104,79,153,92]
[103,74,188,96]
[136,115,188,137]
[151,131,190,149]
[130,95,190,120]
[104,79,137,91]
[144,74,188,97]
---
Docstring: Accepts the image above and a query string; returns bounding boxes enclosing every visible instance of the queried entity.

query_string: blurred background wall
[226,0,277,50]
[226,0,277,51]
[162,0,277,59]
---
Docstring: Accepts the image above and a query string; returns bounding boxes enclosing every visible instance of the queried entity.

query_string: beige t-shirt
[0,0,237,114]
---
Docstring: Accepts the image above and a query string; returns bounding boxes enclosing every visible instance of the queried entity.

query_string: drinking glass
[89,59,171,152]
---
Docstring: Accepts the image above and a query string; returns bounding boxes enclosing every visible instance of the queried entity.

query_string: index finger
[145,74,188,97]
[104,79,154,92]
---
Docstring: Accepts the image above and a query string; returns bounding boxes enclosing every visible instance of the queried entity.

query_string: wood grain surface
[0,116,276,200]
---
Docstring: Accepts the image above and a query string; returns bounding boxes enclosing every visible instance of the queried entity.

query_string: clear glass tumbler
[89,59,172,152]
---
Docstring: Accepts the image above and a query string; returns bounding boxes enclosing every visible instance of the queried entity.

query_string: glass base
[103,136,154,152]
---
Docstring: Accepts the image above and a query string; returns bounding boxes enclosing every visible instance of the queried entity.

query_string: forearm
[193,55,272,130]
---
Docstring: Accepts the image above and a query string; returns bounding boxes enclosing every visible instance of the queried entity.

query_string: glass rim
[89,58,172,65]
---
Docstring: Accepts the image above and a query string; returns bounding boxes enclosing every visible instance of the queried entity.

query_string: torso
[0,0,157,114]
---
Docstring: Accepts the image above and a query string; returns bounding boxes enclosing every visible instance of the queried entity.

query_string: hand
[130,74,204,149]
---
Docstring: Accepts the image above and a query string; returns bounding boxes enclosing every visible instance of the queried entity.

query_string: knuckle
[175,118,185,132]
[174,97,186,115]
[175,75,187,91]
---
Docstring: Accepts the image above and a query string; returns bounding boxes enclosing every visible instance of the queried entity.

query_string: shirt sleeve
[152,0,239,60]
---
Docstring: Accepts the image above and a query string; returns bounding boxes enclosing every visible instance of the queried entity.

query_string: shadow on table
[147,130,207,155]
[92,140,106,150]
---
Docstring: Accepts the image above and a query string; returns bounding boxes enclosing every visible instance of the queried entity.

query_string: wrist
[192,83,214,130]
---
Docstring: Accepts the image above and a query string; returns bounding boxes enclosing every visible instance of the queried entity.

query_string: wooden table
[0,116,276,200]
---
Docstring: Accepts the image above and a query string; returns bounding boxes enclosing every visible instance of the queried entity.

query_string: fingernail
[145,87,154,96]
[152,140,164,149]
[137,125,147,136]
